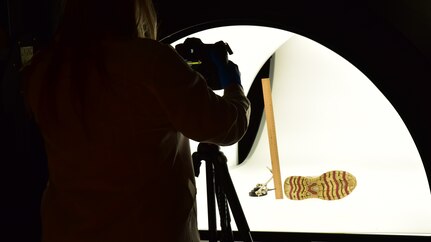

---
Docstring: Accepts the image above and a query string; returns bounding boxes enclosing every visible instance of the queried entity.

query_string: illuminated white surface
[171,26,293,166]
[171,26,431,236]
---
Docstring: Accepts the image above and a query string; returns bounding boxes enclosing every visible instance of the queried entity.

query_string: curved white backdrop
[171,26,431,236]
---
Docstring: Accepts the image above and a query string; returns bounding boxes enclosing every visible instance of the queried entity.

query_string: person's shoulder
[128,38,175,52]
[105,38,176,59]
[129,37,161,47]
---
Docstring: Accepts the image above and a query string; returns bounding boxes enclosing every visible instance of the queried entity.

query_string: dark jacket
[24,38,250,242]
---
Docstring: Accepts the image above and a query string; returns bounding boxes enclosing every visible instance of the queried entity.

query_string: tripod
[192,143,253,242]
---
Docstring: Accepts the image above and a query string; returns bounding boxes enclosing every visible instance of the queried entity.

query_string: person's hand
[219,60,241,88]
[207,47,241,89]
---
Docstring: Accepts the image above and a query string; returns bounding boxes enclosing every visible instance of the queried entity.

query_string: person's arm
[148,43,250,146]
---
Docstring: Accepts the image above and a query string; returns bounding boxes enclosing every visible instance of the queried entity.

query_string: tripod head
[196,143,221,155]
[192,143,227,177]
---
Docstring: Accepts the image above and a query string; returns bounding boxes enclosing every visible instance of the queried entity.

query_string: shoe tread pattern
[284,170,357,200]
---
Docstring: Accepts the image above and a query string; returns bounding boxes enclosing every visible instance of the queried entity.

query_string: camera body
[175,38,233,90]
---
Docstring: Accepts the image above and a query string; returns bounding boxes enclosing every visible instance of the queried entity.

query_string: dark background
[1,0,430,241]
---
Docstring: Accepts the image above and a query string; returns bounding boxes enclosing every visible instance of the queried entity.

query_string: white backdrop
[171,26,431,236]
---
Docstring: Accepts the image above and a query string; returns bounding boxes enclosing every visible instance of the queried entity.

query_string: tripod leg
[197,143,253,242]
[206,160,217,242]
[215,161,254,242]
[215,178,234,242]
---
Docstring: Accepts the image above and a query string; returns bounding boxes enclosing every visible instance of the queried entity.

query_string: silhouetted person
[22,0,250,242]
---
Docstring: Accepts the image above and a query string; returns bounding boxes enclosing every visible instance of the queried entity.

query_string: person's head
[57,0,158,42]
[24,0,158,122]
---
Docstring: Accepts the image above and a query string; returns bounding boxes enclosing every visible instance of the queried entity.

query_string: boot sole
[284,170,357,200]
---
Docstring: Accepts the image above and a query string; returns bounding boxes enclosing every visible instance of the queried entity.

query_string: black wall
[1,1,50,242]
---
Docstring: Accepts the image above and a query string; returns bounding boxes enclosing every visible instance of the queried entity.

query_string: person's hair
[57,0,158,42]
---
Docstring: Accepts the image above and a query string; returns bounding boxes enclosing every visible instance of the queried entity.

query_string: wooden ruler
[261,78,283,199]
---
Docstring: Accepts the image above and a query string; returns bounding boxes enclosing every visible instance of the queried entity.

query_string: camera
[175,37,233,90]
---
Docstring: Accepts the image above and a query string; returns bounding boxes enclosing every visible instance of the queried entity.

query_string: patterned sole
[284,170,357,200]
